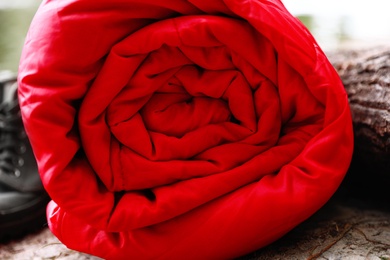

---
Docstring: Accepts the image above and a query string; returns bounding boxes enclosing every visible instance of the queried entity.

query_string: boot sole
[0,194,50,242]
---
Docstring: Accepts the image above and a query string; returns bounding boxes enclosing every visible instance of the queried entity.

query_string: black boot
[0,71,50,241]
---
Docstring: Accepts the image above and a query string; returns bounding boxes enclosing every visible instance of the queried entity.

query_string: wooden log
[328,46,390,197]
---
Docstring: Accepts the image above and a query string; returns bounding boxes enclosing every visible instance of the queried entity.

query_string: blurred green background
[0,0,389,73]
[0,0,40,72]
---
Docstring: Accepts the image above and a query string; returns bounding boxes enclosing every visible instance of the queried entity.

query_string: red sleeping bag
[18,0,353,259]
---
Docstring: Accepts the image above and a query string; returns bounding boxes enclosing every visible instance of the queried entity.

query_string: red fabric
[18,0,353,259]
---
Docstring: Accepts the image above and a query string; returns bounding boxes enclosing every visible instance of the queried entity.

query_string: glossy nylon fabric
[18,0,353,259]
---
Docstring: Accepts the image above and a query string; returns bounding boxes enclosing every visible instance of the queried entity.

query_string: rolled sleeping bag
[18,0,354,259]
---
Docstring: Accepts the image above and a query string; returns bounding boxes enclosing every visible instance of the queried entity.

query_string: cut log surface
[328,46,390,194]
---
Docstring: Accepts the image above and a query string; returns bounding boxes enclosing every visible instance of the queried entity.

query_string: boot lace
[0,99,26,178]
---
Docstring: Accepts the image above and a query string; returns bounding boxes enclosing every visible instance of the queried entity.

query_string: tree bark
[328,46,390,197]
